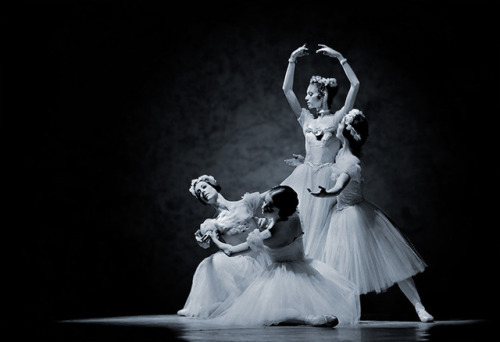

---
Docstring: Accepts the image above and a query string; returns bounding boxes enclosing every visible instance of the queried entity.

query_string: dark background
[4,0,497,331]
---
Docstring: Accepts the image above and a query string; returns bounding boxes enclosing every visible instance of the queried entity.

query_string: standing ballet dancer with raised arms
[281,43,360,260]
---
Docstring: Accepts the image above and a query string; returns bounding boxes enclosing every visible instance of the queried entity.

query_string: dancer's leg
[276,315,338,328]
[397,278,434,322]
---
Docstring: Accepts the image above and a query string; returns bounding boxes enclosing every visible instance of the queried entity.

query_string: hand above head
[316,44,343,60]
[289,44,309,62]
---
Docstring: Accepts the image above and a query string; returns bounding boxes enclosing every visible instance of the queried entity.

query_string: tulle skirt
[209,258,360,326]
[178,251,264,318]
[323,200,427,294]
[281,163,337,259]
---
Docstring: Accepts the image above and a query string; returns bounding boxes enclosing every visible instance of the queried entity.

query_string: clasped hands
[195,219,219,249]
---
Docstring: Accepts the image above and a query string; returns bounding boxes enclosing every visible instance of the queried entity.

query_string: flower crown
[189,175,218,197]
[342,109,365,141]
[310,75,337,88]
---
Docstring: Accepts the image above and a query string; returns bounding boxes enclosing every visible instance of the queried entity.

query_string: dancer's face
[194,181,218,204]
[261,193,274,215]
[305,84,322,110]
[261,193,279,219]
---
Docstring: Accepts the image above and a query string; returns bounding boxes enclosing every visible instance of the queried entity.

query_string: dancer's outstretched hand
[316,44,343,59]
[284,153,305,167]
[308,186,329,197]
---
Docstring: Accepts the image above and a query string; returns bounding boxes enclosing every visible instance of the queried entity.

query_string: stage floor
[47,315,491,342]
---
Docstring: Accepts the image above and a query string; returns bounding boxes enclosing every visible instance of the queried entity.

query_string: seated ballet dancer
[207,185,360,327]
[177,175,270,318]
[309,109,434,322]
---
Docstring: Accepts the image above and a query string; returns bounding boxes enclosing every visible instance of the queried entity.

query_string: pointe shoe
[415,303,434,323]
[305,314,339,327]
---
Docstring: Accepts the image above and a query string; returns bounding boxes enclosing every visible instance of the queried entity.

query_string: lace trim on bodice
[304,125,337,143]
[214,192,262,236]
[216,211,257,236]
[305,161,334,172]
[302,109,343,140]
[300,109,344,164]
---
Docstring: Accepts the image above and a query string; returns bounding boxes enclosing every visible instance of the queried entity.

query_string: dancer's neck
[317,108,331,117]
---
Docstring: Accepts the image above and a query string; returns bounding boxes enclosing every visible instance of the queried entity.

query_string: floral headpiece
[342,109,365,141]
[189,175,219,198]
[310,75,337,88]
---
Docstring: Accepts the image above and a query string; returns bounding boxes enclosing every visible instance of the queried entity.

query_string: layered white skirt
[209,256,360,326]
[323,201,427,294]
[281,163,337,259]
[178,251,264,318]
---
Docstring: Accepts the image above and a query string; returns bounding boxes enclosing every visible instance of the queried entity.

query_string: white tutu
[281,163,337,260]
[281,108,344,260]
[178,251,263,318]
[209,232,360,326]
[321,153,427,294]
[324,201,427,294]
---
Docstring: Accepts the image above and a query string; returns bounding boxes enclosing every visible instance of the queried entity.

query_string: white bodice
[213,192,262,245]
[216,210,258,236]
[331,153,364,210]
[265,235,305,263]
[299,109,344,165]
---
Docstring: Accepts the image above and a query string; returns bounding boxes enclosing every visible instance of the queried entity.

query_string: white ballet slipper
[176,309,189,317]
[305,314,339,327]
[415,302,434,323]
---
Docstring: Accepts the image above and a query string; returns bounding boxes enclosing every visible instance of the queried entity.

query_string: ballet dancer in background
[309,109,434,322]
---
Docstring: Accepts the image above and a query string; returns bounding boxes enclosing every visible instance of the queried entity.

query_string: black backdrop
[4,1,497,328]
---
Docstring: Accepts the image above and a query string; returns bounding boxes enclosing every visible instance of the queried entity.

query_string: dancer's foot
[177,309,189,317]
[415,302,434,323]
[305,314,339,327]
